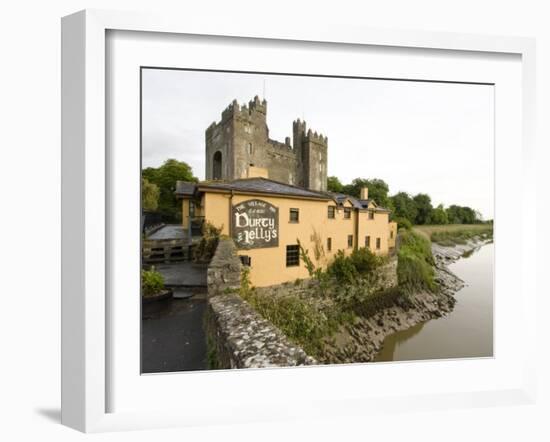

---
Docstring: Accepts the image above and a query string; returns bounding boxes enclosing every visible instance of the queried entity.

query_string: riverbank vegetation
[397,230,437,294]
[238,245,412,357]
[413,224,493,246]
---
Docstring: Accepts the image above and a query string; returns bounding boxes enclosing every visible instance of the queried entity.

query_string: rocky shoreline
[319,236,490,364]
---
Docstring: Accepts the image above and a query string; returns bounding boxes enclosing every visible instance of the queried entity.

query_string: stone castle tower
[205,96,328,191]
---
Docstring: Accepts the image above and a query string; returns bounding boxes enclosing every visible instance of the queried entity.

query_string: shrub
[193,222,222,262]
[397,230,436,294]
[141,267,165,296]
[239,267,339,356]
[349,247,385,275]
[327,250,359,285]
[394,216,412,231]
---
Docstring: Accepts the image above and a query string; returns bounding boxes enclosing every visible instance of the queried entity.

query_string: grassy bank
[238,248,405,358]
[413,224,493,246]
[397,230,437,294]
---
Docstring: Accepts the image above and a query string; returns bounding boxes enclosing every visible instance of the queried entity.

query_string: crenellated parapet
[306,128,328,146]
[205,96,328,191]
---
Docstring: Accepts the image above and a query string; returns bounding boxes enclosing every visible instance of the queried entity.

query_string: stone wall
[206,293,317,369]
[206,237,317,369]
[206,238,242,297]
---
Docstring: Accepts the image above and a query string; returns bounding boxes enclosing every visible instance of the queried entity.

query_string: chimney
[360,187,369,200]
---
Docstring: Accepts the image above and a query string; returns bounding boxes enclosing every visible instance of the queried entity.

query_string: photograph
[140,68,494,373]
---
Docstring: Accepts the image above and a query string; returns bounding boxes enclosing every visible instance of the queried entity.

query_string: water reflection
[374,243,494,362]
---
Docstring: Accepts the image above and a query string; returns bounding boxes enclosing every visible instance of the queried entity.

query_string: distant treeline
[141,160,490,227]
[327,176,491,227]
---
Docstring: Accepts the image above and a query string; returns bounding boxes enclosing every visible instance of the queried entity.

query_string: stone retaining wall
[207,238,242,297]
[206,238,316,369]
[206,293,317,369]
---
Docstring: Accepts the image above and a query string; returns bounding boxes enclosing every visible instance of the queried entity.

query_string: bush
[239,268,339,356]
[327,250,359,285]
[349,247,386,274]
[193,222,222,262]
[394,216,412,231]
[141,268,164,296]
[397,230,436,293]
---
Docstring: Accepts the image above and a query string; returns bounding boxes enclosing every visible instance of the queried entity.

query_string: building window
[239,255,252,267]
[347,235,353,248]
[328,206,336,219]
[376,238,381,249]
[189,201,195,218]
[327,237,332,251]
[368,211,374,220]
[248,143,253,155]
[289,208,299,223]
[365,236,370,248]
[390,231,394,239]
[286,245,300,267]
[344,207,352,219]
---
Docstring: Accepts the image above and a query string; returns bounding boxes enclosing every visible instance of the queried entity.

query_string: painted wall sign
[232,199,279,249]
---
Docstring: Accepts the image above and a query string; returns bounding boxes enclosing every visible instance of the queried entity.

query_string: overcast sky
[142,68,494,219]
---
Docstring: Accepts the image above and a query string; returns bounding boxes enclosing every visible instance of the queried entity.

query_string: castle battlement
[206,97,328,191]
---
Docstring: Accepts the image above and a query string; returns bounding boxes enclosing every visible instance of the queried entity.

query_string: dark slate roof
[324,192,364,209]
[175,181,197,196]
[323,192,391,212]
[197,177,331,200]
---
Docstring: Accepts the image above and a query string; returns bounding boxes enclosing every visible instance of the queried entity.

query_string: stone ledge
[207,292,317,369]
[207,238,242,297]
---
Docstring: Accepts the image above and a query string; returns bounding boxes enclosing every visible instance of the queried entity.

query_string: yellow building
[176,177,396,287]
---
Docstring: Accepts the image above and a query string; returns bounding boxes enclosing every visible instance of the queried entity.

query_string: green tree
[445,205,479,224]
[142,159,198,221]
[390,192,417,225]
[343,178,392,208]
[413,193,433,225]
[430,204,448,225]
[327,176,344,193]
[141,177,160,211]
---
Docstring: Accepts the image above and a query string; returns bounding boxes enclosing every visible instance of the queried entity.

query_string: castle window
[248,143,253,155]
[376,238,381,249]
[286,245,300,267]
[344,207,352,219]
[368,211,375,220]
[390,231,394,239]
[328,206,335,219]
[365,236,370,248]
[327,237,332,252]
[289,208,299,223]
[212,151,222,180]
[347,235,353,248]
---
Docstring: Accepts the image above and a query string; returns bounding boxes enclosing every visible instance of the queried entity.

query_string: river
[374,243,494,362]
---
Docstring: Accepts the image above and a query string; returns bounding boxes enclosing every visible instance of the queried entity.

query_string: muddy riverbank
[320,237,490,364]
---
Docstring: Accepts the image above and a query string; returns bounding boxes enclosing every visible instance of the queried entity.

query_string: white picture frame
[61,9,537,433]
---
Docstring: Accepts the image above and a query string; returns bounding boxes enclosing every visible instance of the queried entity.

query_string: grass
[413,224,493,246]
[397,229,437,294]
[239,270,342,357]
